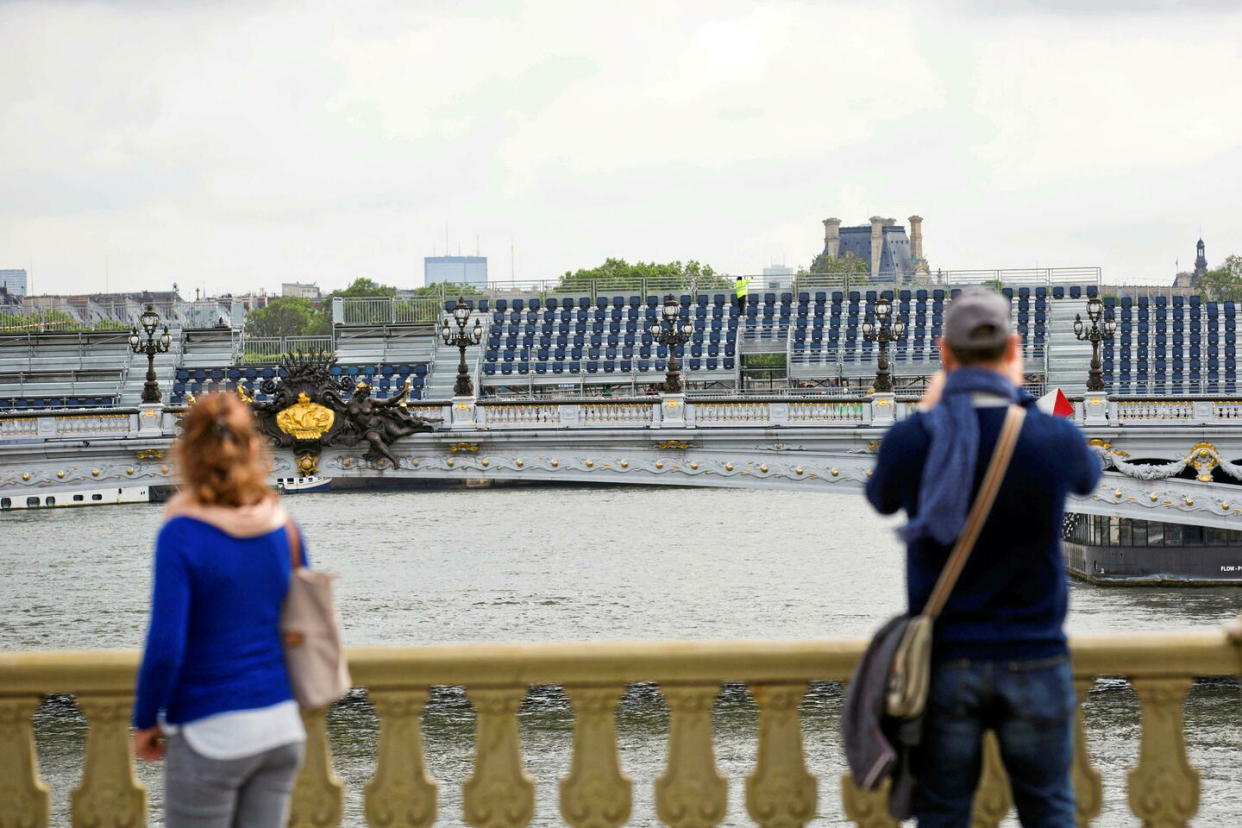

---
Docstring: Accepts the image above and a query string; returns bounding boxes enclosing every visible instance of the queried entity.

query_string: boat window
[92,493,103,501]
[1164,523,1183,546]
[44,497,55,507]
[0,498,10,509]
[27,497,39,507]
[73,494,84,502]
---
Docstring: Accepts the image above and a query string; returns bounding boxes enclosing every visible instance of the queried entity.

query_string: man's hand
[920,370,947,409]
[1004,334,1025,387]
[132,726,165,761]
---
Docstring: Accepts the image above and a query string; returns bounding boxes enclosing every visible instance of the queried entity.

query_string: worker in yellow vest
[734,276,752,315]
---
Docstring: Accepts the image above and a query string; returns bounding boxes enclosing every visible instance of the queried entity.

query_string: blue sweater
[865,403,1101,660]
[132,518,305,730]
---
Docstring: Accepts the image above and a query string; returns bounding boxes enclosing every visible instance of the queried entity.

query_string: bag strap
[922,404,1026,620]
[285,518,304,570]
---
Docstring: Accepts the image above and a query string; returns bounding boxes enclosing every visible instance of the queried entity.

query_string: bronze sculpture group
[249,352,438,468]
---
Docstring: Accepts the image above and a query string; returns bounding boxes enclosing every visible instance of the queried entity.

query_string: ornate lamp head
[452,298,471,326]
[1086,296,1102,322]
[649,321,662,337]
[1073,314,1084,337]
[471,318,483,344]
[680,320,693,337]
[159,326,171,350]
[440,319,451,344]
[1105,316,1118,336]
[128,328,140,350]
[140,304,160,336]
[891,317,907,339]
[874,296,891,321]
[862,318,875,338]
[661,297,680,321]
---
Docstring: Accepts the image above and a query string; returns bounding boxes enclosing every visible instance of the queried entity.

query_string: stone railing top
[0,627,1236,697]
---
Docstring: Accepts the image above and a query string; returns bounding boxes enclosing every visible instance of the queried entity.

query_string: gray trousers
[165,733,304,828]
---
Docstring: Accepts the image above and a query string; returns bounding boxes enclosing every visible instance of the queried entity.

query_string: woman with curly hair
[131,392,305,827]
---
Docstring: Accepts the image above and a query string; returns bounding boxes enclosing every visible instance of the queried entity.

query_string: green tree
[243,297,330,338]
[803,251,868,277]
[555,259,727,293]
[1199,255,1242,302]
[326,277,397,299]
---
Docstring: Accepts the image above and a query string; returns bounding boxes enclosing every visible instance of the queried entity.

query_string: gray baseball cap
[944,288,1012,349]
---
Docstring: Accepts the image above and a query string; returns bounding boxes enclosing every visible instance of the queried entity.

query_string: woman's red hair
[175,393,274,507]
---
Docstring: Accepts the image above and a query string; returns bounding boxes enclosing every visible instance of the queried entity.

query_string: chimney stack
[908,215,924,262]
[822,217,841,258]
[869,216,885,279]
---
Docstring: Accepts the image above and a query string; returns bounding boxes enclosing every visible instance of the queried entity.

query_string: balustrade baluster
[970,731,1012,827]
[1072,678,1103,827]
[0,696,49,828]
[70,695,146,828]
[365,690,438,828]
[1127,677,1198,827]
[654,684,726,828]
[560,685,631,828]
[290,707,344,828]
[745,683,816,828]
[839,774,898,828]
[463,687,535,828]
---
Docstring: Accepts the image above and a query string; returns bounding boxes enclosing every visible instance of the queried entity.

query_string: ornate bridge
[2,384,1242,531]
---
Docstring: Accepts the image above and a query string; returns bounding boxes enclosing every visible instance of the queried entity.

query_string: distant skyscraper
[761,264,794,289]
[425,256,488,288]
[0,269,28,296]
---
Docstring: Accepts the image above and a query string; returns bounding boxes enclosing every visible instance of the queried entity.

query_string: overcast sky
[2,0,1239,298]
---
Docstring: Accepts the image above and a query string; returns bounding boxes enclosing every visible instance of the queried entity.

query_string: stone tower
[1194,238,1208,278]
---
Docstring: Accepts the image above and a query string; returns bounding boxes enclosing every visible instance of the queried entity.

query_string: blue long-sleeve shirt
[132,517,306,730]
[865,402,1101,660]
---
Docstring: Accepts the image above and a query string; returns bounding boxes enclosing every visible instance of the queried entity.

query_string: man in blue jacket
[865,288,1101,827]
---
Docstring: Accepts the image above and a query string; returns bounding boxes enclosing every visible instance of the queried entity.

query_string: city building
[282,282,322,300]
[761,265,794,290]
[819,216,929,283]
[425,256,488,288]
[0,269,28,297]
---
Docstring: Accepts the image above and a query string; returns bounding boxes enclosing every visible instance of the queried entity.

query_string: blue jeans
[913,654,1076,828]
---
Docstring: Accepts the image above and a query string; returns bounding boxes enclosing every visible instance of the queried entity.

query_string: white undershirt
[165,700,305,760]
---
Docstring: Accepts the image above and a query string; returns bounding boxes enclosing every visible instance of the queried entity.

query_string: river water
[2,486,1239,826]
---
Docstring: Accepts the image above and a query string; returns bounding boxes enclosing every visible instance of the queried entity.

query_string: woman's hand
[132,726,165,761]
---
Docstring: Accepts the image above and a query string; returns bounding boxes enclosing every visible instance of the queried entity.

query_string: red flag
[1037,388,1074,418]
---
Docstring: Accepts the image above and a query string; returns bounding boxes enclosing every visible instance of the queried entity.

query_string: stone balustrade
[10,394,1242,441]
[1,626,1238,827]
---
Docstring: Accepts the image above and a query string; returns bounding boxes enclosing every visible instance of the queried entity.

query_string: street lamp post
[1073,296,1117,392]
[860,295,907,394]
[129,303,171,404]
[440,297,483,397]
[650,296,694,394]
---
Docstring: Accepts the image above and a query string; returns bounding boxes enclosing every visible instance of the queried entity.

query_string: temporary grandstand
[1,268,1237,411]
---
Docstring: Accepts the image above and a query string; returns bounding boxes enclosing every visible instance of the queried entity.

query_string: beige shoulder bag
[280,520,352,709]
[886,404,1026,719]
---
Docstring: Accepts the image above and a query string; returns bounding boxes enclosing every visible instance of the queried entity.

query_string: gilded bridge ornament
[296,454,320,476]
[249,351,440,468]
[276,393,336,440]
[1092,440,1242,484]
